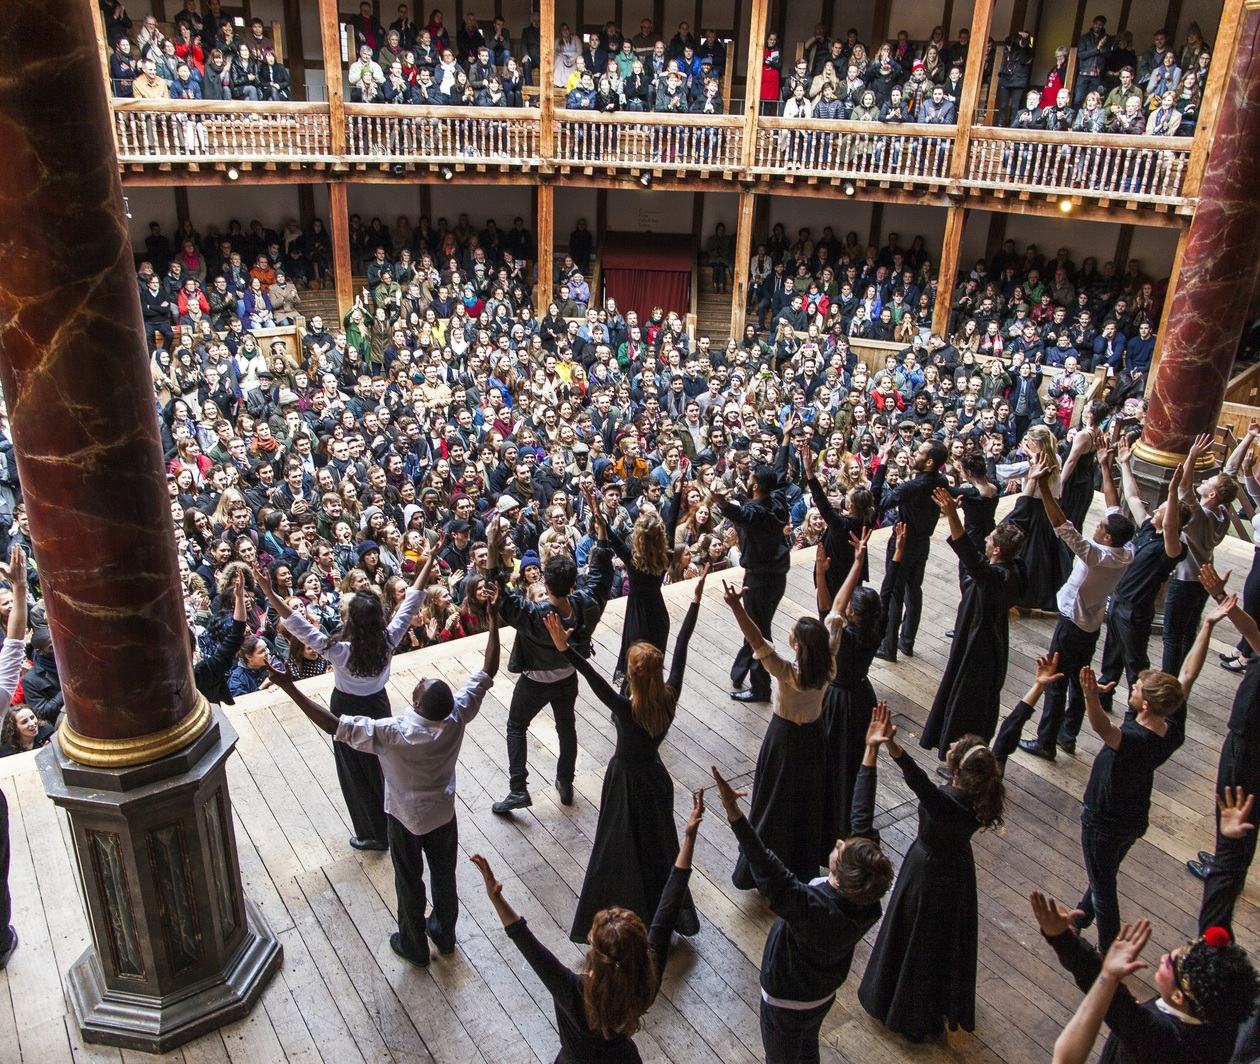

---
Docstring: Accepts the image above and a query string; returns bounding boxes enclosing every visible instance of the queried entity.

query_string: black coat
[194,618,245,705]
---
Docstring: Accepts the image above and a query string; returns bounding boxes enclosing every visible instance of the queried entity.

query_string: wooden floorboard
[4,498,1258,1063]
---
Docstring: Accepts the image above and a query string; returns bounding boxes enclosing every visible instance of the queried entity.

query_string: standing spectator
[1075,15,1113,107]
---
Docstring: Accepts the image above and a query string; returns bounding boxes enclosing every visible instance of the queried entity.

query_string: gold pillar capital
[58,694,213,768]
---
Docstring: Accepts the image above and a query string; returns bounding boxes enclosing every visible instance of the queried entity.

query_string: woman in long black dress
[858,720,1006,1042]
[1003,423,1063,611]
[817,525,897,851]
[1056,401,1104,569]
[471,789,705,1064]
[802,443,875,612]
[607,495,678,680]
[722,578,834,889]
[921,487,1027,760]
[543,568,707,942]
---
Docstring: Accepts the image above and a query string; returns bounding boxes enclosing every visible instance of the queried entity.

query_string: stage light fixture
[1059,199,1073,213]
[843,182,855,196]
[227,166,240,181]
[639,172,653,188]
[440,166,454,181]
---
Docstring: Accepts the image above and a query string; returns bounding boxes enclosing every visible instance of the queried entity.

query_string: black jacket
[22,656,64,725]
[194,618,246,706]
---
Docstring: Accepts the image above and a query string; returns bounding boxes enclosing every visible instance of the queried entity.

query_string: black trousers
[387,813,459,963]
[506,672,579,793]
[760,997,833,1064]
[331,688,391,845]
[880,543,929,656]
[1036,616,1099,749]
[1237,550,1260,659]
[1079,816,1142,952]
[1161,578,1209,675]
[731,574,787,698]
[996,84,1027,126]
[1201,732,1260,935]
[0,787,11,947]
[1098,601,1153,713]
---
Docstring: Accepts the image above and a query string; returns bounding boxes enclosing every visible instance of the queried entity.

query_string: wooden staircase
[694,283,735,342]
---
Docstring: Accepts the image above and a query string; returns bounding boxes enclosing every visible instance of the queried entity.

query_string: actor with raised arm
[471,788,705,1062]
[0,545,28,969]
[266,583,499,966]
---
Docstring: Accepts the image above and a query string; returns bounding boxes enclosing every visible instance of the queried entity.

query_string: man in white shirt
[267,590,499,967]
[0,545,28,970]
[1020,456,1136,761]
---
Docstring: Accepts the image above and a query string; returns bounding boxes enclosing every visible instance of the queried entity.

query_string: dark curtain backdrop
[600,232,692,319]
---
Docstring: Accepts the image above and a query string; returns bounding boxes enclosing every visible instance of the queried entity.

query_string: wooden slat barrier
[553,112,744,171]
[112,99,333,163]
[344,103,541,165]
[750,118,956,184]
[1224,359,1260,406]
[968,126,1192,204]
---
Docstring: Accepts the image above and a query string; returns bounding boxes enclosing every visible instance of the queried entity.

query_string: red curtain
[600,232,692,319]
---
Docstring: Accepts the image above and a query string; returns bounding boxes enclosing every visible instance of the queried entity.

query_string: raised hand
[848,527,871,556]
[815,543,829,573]
[1029,891,1085,938]
[1079,665,1100,701]
[866,702,897,746]
[265,664,293,689]
[542,611,569,652]
[1218,787,1256,840]
[894,521,907,551]
[253,564,277,602]
[0,544,27,592]
[1102,920,1151,981]
[1116,436,1133,465]
[470,854,503,899]
[720,580,743,609]
[1027,453,1050,481]
[931,486,957,515]
[1199,563,1230,601]
[800,443,814,480]
[1167,461,1183,495]
[1187,432,1213,463]
[710,765,747,820]
[684,789,705,838]
[1207,593,1239,626]
[1035,652,1064,687]
[692,562,711,603]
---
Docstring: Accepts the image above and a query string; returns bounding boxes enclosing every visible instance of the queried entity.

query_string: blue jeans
[1079,815,1142,951]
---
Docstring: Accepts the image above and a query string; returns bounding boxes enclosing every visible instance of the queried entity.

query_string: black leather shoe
[426,917,456,955]
[390,932,430,966]
[1198,851,1216,866]
[492,791,532,815]
[945,630,956,639]
[555,779,574,806]
[731,690,770,703]
[873,649,897,663]
[349,836,388,851]
[1187,859,1211,881]
[898,642,915,658]
[1057,739,1076,756]
[0,926,17,970]
[1018,739,1056,761]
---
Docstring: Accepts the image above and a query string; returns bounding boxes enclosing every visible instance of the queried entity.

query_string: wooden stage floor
[3,506,1258,1064]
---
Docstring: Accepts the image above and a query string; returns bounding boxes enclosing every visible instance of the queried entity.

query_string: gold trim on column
[1131,440,1217,469]
[57,694,213,767]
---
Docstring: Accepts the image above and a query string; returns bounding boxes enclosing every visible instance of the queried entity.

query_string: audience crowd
[100,0,1209,139]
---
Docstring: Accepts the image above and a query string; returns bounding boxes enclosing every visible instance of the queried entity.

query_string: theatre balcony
[111,97,1198,220]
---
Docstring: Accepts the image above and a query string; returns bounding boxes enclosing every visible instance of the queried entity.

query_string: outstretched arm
[1115,437,1150,524]
[254,565,293,621]
[829,529,870,617]
[1052,920,1152,1064]
[1096,438,1120,512]
[993,653,1065,763]
[666,567,708,694]
[722,579,766,652]
[266,666,339,735]
[1080,667,1121,750]
[481,585,501,676]
[1033,457,1069,528]
[1201,563,1260,655]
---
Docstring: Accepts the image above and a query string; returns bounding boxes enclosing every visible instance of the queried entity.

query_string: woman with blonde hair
[608,498,680,681]
[1003,423,1064,610]
[543,569,708,942]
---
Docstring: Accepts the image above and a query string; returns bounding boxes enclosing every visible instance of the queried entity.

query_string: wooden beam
[1164,0,1185,42]
[942,0,955,38]
[740,0,770,170]
[730,189,756,332]
[539,0,555,158]
[1145,225,1189,392]
[596,188,608,249]
[1182,0,1247,199]
[536,183,554,309]
[868,202,884,249]
[283,0,306,101]
[932,204,967,336]
[872,0,891,45]
[174,187,190,229]
[949,0,996,181]
[298,184,315,230]
[1070,0,1088,55]
[1008,0,1028,33]
[329,182,352,319]
[1112,223,1134,272]
[983,211,1007,262]
[1117,0,1133,33]
[318,0,346,155]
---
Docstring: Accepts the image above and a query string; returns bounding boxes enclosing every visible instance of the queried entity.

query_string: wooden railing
[553,111,743,170]
[344,103,541,165]
[113,100,333,163]
[750,119,956,184]
[968,127,1193,204]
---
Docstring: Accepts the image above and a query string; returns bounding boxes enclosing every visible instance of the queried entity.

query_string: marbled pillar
[1141,7,1260,460]
[0,0,200,745]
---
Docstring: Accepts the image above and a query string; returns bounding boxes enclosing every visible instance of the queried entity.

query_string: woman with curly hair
[472,787,705,1060]
[1003,424,1064,611]
[254,539,442,851]
[607,495,680,682]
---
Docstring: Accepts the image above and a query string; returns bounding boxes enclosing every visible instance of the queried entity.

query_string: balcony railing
[750,118,955,184]
[968,127,1192,204]
[344,103,541,166]
[109,98,1197,211]
[553,112,744,171]
[114,100,333,164]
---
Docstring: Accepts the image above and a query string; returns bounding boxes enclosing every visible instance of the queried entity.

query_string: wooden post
[298,185,315,231]
[1182,0,1246,199]
[932,204,967,337]
[174,187,190,230]
[740,0,769,169]
[329,182,352,319]
[284,0,306,100]
[730,188,756,331]
[1112,224,1134,272]
[1144,224,1188,391]
[949,0,995,182]
[318,0,346,155]
[536,183,554,309]
[983,212,1007,261]
[868,203,884,250]
[539,0,555,159]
